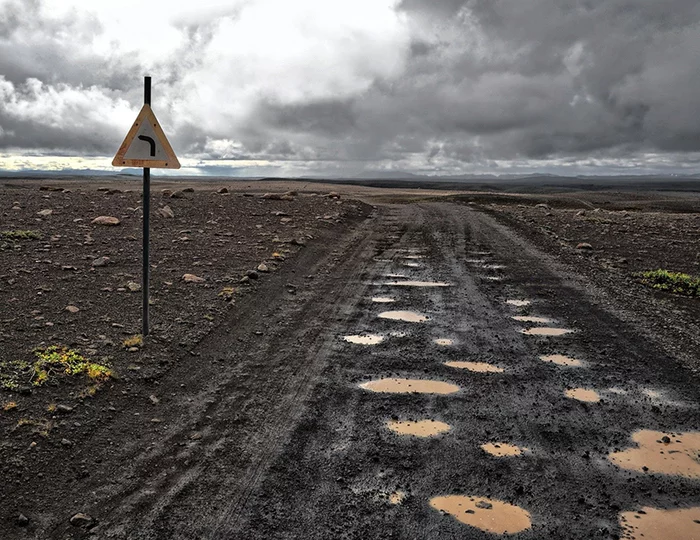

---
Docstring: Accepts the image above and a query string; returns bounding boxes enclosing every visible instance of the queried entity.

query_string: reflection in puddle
[430,495,531,534]
[506,299,531,307]
[444,361,504,373]
[434,338,454,346]
[512,316,553,324]
[481,442,528,457]
[389,491,407,505]
[386,419,451,438]
[385,273,408,278]
[482,264,506,270]
[619,506,700,540]
[608,430,700,478]
[540,354,583,367]
[521,327,572,336]
[465,259,487,264]
[372,297,396,303]
[385,281,452,287]
[403,262,422,268]
[565,388,601,403]
[344,334,384,345]
[483,276,503,281]
[378,310,429,323]
[402,255,425,260]
[360,378,459,394]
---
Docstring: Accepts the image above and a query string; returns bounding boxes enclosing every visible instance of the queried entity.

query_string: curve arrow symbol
[138,135,156,157]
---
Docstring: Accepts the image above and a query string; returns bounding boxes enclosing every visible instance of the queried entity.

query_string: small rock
[91,216,120,226]
[535,203,549,209]
[576,210,586,216]
[92,256,110,267]
[65,305,80,314]
[183,273,205,283]
[190,432,202,440]
[239,275,250,284]
[37,209,53,217]
[661,436,671,444]
[326,191,340,199]
[61,438,73,446]
[69,513,93,527]
[576,243,593,250]
[161,189,172,197]
[126,281,141,292]
[257,263,269,273]
[246,270,259,280]
[475,500,493,510]
[16,514,29,527]
[149,395,160,405]
[182,187,195,193]
[217,187,229,194]
[156,206,175,218]
[291,237,307,246]
[170,190,187,199]
[56,404,73,413]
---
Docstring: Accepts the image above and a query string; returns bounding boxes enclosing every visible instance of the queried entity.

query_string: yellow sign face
[112,104,180,169]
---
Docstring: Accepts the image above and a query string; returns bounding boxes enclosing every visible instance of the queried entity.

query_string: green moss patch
[635,269,700,297]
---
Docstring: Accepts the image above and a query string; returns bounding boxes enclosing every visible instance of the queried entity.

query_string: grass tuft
[123,335,143,348]
[635,269,700,297]
[0,230,43,240]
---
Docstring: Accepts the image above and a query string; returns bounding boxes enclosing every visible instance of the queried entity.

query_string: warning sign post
[113,76,180,336]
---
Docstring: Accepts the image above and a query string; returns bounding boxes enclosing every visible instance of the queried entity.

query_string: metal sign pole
[142,76,151,336]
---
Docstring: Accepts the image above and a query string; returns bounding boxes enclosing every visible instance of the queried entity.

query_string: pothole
[372,297,396,303]
[608,430,700,478]
[386,419,451,437]
[619,506,700,540]
[483,276,503,281]
[465,259,487,264]
[506,300,531,307]
[434,338,455,346]
[444,361,504,373]
[344,334,384,345]
[482,264,506,270]
[403,255,425,259]
[512,316,553,324]
[481,442,528,457]
[385,280,452,287]
[378,311,429,323]
[360,378,459,395]
[521,327,573,336]
[539,354,584,367]
[403,262,422,268]
[565,388,601,403]
[430,495,532,534]
[388,490,407,505]
[385,273,408,278]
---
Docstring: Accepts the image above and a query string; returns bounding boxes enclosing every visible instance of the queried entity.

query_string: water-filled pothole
[430,495,531,534]
[378,311,429,323]
[565,388,601,403]
[344,334,384,345]
[403,262,422,268]
[619,506,700,540]
[608,430,700,478]
[434,338,455,346]
[445,361,504,373]
[386,419,451,437]
[512,316,553,324]
[521,327,573,336]
[360,378,459,394]
[385,280,452,287]
[481,442,528,457]
[372,297,396,303]
[506,299,531,307]
[540,354,583,367]
[388,491,407,505]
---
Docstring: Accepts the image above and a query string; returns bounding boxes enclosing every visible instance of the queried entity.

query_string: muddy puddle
[512,316,553,324]
[430,495,531,534]
[360,378,459,395]
[540,354,584,367]
[444,361,504,373]
[385,280,452,287]
[565,388,601,403]
[344,334,384,345]
[608,430,700,478]
[403,262,422,268]
[481,442,528,457]
[434,338,455,346]
[378,310,429,323]
[388,491,407,505]
[372,297,396,303]
[521,327,573,336]
[619,506,700,540]
[506,299,531,307]
[386,419,451,437]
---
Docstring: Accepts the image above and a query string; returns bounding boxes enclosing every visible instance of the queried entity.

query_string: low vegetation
[635,269,700,297]
[123,335,144,348]
[0,230,42,240]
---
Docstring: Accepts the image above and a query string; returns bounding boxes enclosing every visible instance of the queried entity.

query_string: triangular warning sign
[112,105,180,169]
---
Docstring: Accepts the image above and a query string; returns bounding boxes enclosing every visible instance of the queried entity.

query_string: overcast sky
[1,0,699,176]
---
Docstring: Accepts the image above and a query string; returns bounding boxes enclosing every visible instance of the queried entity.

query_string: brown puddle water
[386,419,451,437]
[506,299,531,307]
[360,378,459,395]
[565,388,601,403]
[521,327,573,336]
[385,280,452,287]
[378,310,429,323]
[434,338,455,346]
[344,334,384,345]
[608,430,700,478]
[619,506,700,540]
[430,495,532,535]
[445,361,504,373]
[481,442,528,457]
[540,354,584,367]
[389,490,407,505]
[512,316,553,324]
[372,297,396,303]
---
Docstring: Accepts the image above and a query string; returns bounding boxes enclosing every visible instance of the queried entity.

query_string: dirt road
[7,201,700,539]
